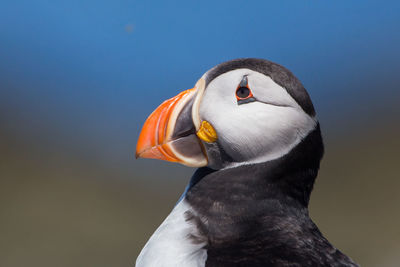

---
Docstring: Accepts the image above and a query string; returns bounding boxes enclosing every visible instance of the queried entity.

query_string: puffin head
[136,58,320,170]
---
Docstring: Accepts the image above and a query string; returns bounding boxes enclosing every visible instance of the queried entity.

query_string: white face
[198,69,317,169]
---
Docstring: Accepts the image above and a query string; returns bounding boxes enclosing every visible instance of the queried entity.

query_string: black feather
[184,125,358,266]
[205,58,316,116]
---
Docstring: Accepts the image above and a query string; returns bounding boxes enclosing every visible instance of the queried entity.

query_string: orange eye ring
[235,85,253,101]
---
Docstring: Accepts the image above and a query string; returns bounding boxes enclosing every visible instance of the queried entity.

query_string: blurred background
[1,0,399,266]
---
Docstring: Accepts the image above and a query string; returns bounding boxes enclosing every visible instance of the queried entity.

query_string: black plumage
[184,125,358,266]
[136,58,359,267]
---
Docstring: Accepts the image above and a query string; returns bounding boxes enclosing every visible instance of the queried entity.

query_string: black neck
[186,124,324,210]
[182,125,358,266]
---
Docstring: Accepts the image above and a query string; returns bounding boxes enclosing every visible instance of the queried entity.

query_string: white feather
[136,200,207,267]
[199,69,317,169]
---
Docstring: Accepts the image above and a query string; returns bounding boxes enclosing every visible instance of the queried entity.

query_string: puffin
[135,58,358,267]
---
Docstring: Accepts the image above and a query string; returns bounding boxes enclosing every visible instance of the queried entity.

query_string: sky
[0,0,399,169]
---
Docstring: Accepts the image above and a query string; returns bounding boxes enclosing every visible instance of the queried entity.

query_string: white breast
[136,200,207,267]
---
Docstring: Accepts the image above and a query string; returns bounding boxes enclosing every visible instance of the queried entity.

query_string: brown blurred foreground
[1,123,399,267]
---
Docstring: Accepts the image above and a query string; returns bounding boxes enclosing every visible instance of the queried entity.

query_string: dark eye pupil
[236,87,250,99]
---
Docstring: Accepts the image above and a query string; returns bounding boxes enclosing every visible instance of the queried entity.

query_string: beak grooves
[136,87,209,167]
[136,88,196,161]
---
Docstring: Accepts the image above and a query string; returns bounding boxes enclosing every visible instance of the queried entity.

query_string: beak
[136,80,208,167]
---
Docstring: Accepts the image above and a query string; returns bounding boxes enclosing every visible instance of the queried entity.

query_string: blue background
[1,1,399,266]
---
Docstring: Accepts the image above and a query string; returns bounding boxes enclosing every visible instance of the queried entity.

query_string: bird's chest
[203,220,272,266]
[135,200,207,267]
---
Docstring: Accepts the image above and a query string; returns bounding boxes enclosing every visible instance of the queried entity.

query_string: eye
[235,75,255,103]
[236,87,250,98]
[236,87,253,100]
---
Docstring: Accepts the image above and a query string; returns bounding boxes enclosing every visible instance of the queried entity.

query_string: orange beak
[136,87,208,167]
